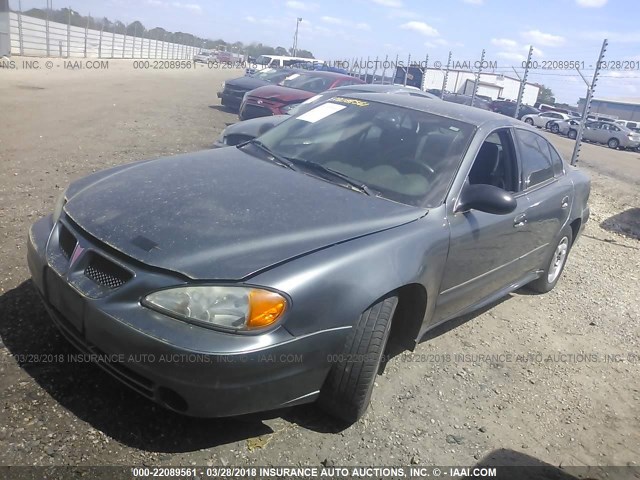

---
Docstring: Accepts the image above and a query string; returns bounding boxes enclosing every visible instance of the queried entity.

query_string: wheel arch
[385,283,428,356]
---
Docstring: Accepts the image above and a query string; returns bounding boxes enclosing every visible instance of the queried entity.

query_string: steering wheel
[396,160,436,178]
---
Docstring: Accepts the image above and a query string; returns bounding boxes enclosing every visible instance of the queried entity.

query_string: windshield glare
[256,98,475,207]
[280,73,334,93]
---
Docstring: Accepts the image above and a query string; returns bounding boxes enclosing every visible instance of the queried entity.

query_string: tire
[545,121,553,130]
[550,123,560,134]
[524,118,534,125]
[318,295,398,423]
[527,226,573,294]
[607,138,619,149]
[568,129,577,140]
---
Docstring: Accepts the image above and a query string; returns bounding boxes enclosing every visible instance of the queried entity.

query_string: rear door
[513,128,573,272]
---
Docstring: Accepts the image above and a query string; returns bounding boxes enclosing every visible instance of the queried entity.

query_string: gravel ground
[0,60,638,472]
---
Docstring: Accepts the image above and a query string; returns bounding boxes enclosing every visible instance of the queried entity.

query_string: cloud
[497,51,526,62]
[491,38,518,49]
[321,16,345,25]
[463,0,484,4]
[581,31,640,43]
[575,0,607,6]
[146,0,202,12]
[400,21,439,37]
[319,16,371,31]
[521,29,566,46]
[371,0,403,6]
[285,1,318,11]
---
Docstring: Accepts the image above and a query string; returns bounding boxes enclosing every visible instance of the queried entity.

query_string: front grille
[242,104,273,120]
[84,254,132,289]
[59,224,77,259]
[225,87,248,99]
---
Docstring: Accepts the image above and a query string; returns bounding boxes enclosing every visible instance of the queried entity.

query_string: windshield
[254,97,475,207]
[280,73,335,93]
[253,68,294,83]
[255,55,273,66]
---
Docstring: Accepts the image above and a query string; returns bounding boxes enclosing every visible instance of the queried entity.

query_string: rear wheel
[607,138,620,149]
[525,118,534,125]
[550,123,560,134]
[545,120,554,130]
[318,295,398,423]
[568,129,577,140]
[527,226,573,293]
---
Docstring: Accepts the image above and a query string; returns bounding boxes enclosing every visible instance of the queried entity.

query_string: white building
[420,68,540,105]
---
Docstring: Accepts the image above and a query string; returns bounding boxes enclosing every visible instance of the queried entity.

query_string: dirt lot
[0,59,639,473]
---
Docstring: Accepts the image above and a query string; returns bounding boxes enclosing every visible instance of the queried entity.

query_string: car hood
[226,76,270,91]
[224,115,288,138]
[248,85,315,103]
[63,149,426,280]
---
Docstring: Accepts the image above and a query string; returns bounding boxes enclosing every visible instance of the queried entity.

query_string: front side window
[468,129,518,192]
[515,129,555,189]
[252,98,476,207]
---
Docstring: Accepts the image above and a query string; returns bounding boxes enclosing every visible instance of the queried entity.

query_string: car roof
[336,92,527,128]
[333,84,439,99]
[292,70,359,80]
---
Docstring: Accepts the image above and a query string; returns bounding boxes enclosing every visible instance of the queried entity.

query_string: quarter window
[515,130,555,189]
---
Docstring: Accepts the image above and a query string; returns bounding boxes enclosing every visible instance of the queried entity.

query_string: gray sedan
[214,84,440,147]
[582,121,640,149]
[28,94,590,423]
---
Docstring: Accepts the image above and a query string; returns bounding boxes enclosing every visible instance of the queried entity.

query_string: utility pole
[292,17,302,56]
[513,46,533,119]
[571,39,608,166]
[440,51,452,99]
[420,54,429,91]
[404,53,411,86]
[470,49,485,107]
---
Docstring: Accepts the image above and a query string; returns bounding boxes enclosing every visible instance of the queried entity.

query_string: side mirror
[456,184,517,215]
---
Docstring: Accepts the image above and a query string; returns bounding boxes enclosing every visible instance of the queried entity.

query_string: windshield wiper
[285,158,375,196]
[240,139,297,170]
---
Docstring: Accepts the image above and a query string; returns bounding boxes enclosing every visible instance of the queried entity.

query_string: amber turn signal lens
[247,290,287,329]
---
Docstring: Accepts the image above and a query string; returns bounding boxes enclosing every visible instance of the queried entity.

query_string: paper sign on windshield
[296,103,346,123]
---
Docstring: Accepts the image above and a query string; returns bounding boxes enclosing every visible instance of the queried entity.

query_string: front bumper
[27,215,342,417]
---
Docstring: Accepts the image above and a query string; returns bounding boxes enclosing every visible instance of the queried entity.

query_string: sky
[11,0,640,104]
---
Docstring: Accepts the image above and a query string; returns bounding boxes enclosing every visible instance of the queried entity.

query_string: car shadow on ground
[462,448,604,479]
[600,207,640,241]
[0,280,342,452]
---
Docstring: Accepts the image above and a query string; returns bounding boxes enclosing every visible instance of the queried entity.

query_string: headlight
[143,286,287,331]
[280,103,300,114]
[52,188,67,224]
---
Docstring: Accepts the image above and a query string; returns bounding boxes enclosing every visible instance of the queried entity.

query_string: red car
[239,71,365,120]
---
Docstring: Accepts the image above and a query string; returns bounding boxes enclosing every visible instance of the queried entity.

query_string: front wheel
[318,295,398,423]
[568,129,577,140]
[607,138,620,149]
[527,226,573,293]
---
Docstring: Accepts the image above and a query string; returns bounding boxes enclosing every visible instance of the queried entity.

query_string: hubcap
[547,237,569,284]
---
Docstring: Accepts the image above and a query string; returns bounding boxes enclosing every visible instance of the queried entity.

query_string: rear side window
[548,145,565,177]
[515,130,555,189]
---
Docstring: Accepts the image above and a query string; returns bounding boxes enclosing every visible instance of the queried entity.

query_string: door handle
[513,214,527,228]
[561,196,570,209]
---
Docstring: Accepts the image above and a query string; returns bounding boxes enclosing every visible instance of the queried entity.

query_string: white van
[615,119,640,130]
[246,55,324,74]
